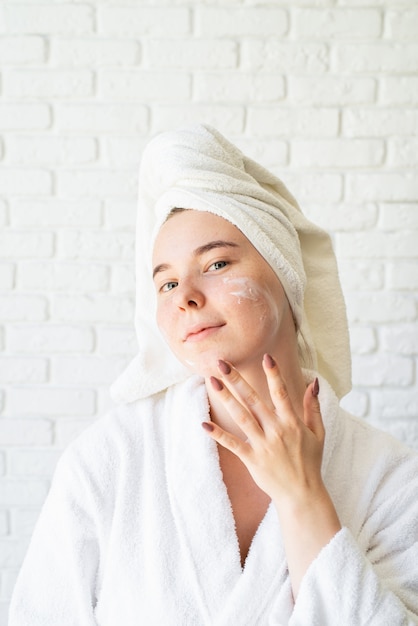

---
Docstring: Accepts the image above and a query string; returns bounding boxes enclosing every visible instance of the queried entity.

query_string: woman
[9,125,418,625]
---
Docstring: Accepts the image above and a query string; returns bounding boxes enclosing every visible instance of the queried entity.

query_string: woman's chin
[181,355,223,379]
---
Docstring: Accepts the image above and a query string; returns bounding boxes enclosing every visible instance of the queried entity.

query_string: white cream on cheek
[223,276,259,303]
[221,276,282,326]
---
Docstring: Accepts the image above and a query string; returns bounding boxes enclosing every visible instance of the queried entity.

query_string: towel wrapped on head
[111,124,351,403]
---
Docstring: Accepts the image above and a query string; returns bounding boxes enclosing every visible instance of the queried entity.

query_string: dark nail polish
[218,359,231,375]
[201,421,214,432]
[210,376,223,391]
[264,353,276,369]
[312,377,320,398]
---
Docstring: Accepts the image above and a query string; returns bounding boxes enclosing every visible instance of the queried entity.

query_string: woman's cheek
[156,301,175,343]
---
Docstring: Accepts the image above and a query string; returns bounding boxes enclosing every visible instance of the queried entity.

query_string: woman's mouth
[184,324,225,342]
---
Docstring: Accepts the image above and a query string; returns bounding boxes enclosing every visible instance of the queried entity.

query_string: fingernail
[263,353,276,369]
[312,377,320,398]
[210,376,223,391]
[218,359,231,375]
[201,421,214,432]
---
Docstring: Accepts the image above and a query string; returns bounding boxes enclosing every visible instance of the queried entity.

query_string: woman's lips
[184,324,225,342]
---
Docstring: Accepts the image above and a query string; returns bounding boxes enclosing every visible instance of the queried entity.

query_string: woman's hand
[202,354,341,597]
[202,354,325,506]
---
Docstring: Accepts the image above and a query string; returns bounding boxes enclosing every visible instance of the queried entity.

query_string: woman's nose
[173,279,205,310]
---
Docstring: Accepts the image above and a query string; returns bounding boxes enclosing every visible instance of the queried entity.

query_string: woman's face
[152,210,293,378]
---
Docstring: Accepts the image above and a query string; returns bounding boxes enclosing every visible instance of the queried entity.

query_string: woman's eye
[161,281,178,292]
[209,260,228,271]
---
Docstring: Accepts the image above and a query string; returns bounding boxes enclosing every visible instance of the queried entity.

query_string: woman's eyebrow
[152,240,238,279]
[193,240,239,257]
[153,263,170,279]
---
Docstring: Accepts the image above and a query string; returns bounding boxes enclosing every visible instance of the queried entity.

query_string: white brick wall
[0,1,417,619]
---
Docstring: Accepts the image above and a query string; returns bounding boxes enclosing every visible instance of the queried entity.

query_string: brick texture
[0,1,417,617]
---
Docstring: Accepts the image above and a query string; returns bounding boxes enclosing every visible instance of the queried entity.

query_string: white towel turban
[111,124,351,402]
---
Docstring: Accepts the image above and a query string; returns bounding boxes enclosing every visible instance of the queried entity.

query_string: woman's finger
[217,359,275,428]
[208,375,264,441]
[302,378,325,442]
[201,419,251,459]
[262,354,299,427]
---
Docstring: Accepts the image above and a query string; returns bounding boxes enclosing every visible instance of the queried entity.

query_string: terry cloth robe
[9,375,418,626]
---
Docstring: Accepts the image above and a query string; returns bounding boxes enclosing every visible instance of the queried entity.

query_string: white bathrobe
[9,375,418,625]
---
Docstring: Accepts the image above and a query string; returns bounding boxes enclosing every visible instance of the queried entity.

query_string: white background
[0,0,417,620]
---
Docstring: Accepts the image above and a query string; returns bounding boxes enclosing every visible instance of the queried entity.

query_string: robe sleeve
[290,478,418,625]
[283,407,418,626]
[8,447,100,626]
